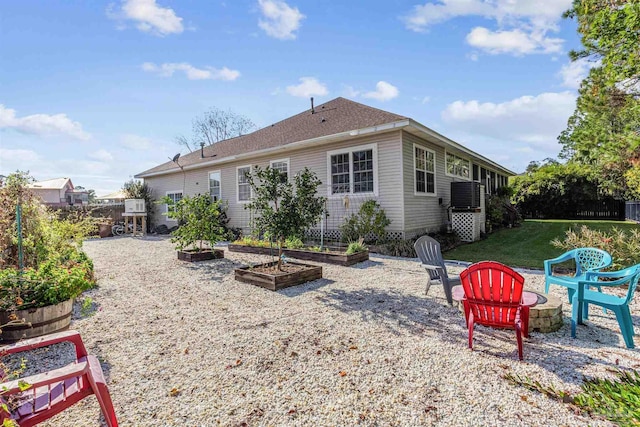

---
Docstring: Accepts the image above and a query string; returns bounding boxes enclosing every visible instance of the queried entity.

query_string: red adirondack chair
[0,330,118,427]
[458,261,530,360]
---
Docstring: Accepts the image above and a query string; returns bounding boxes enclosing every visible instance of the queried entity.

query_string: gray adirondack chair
[414,235,459,304]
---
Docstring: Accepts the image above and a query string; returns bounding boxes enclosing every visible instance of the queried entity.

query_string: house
[136,97,515,239]
[28,178,89,207]
[95,190,127,205]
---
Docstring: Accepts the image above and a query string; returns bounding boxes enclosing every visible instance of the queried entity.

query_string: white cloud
[141,62,240,81]
[120,134,152,150]
[362,81,399,102]
[109,0,184,36]
[559,58,599,89]
[286,77,328,97]
[466,27,563,55]
[402,0,572,56]
[258,0,305,40]
[421,96,431,104]
[0,105,90,140]
[442,91,576,148]
[88,149,114,162]
[0,148,41,163]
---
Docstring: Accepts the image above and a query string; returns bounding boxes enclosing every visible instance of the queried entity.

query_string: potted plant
[161,194,225,262]
[234,167,325,290]
[0,172,96,341]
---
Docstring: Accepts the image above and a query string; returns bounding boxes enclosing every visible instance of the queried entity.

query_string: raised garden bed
[228,244,369,266]
[235,261,322,291]
[178,248,224,262]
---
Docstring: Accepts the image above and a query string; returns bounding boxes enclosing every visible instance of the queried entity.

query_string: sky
[0,0,592,195]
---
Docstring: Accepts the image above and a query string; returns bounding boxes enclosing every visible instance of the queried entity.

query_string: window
[208,171,221,201]
[327,144,377,196]
[472,164,479,181]
[331,153,350,194]
[414,145,436,195]
[166,191,183,219]
[353,150,374,193]
[270,159,289,183]
[446,152,470,179]
[237,166,251,202]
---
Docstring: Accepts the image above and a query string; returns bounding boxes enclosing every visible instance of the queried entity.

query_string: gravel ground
[8,236,640,426]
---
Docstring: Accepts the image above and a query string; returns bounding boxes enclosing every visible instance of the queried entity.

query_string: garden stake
[17,202,24,275]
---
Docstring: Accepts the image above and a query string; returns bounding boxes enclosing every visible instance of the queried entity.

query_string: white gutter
[407,119,517,176]
[135,120,410,178]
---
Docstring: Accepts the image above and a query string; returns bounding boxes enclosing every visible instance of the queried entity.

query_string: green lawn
[443,219,640,269]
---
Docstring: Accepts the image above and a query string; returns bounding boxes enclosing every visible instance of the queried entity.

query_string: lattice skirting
[304,229,405,242]
[451,212,482,242]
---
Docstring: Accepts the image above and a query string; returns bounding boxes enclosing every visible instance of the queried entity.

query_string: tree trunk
[277,239,284,271]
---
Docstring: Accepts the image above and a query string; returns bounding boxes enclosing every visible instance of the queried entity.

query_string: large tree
[560,0,640,198]
[176,107,257,152]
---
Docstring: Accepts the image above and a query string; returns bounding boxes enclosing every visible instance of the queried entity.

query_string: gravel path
[10,236,640,426]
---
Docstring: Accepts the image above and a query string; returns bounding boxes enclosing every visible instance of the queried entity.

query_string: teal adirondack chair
[571,265,640,349]
[544,248,612,304]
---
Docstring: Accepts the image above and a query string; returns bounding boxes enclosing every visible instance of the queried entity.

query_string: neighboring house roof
[29,177,72,190]
[136,97,515,178]
[96,190,127,200]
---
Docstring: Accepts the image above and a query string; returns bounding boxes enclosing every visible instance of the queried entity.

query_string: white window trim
[236,164,252,204]
[208,170,222,201]
[326,143,378,198]
[270,158,290,181]
[413,143,437,197]
[445,150,472,181]
[165,190,183,222]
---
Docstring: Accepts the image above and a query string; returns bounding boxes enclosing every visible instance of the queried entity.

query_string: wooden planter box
[284,248,369,266]
[177,248,224,262]
[235,261,322,291]
[228,244,369,266]
[0,299,73,342]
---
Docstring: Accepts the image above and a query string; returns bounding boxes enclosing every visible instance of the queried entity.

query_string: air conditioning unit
[451,182,481,210]
[125,199,146,213]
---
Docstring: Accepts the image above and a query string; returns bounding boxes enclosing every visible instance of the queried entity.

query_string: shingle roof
[137,97,407,177]
[29,177,71,189]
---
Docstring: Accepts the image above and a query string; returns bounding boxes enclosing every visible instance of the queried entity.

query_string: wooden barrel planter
[0,299,74,343]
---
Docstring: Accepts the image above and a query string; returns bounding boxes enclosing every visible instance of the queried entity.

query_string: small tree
[161,194,225,252]
[245,167,325,271]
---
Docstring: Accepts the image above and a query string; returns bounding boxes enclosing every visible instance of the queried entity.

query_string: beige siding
[144,130,404,234]
[403,132,450,236]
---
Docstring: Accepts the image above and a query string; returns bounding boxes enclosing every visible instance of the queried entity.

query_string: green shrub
[551,225,640,270]
[284,236,305,249]
[0,172,96,309]
[346,240,367,255]
[340,200,391,244]
[506,370,640,426]
[0,248,95,310]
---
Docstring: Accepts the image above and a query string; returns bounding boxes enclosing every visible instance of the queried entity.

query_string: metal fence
[626,201,640,222]
[524,199,626,221]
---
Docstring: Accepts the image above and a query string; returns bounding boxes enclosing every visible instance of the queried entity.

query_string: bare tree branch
[175,107,257,152]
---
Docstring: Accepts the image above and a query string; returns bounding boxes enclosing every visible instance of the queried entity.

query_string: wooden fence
[52,203,125,222]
